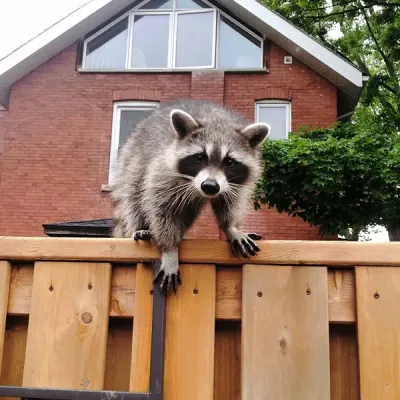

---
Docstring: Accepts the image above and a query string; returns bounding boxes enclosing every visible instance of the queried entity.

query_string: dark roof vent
[43,218,113,237]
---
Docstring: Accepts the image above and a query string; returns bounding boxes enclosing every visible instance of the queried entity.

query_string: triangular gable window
[82,0,263,70]
[139,0,173,9]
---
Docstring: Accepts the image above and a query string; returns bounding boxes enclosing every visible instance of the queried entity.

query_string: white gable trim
[232,0,363,87]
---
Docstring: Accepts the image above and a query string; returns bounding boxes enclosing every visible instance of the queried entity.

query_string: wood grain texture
[104,319,133,392]
[7,264,33,316]
[330,325,360,400]
[328,269,356,324]
[2,236,400,266]
[8,265,355,323]
[242,265,330,400]
[0,316,28,400]
[0,262,11,373]
[216,267,242,320]
[23,261,111,389]
[164,264,216,400]
[129,264,154,392]
[356,266,400,400]
[109,265,136,318]
[214,321,241,400]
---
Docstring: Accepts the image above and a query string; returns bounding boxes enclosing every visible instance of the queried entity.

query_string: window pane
[175,12,214,67]
[131,15,170,68]
[85,18,128,69]
[218,16,261,69]
[119,108,156,149]
[176,0,210,9]
[258,105,289,140]
[139,0,173,9]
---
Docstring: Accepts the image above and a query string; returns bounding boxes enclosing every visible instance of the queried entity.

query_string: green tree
[260,0,400,240]
[253,111,400,241]
[263,0,400,132]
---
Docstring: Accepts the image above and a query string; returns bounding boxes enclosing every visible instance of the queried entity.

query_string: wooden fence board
[7,264,33,316]
[329,325,360,400]
[164,264,216,400]
[129,264,154,392]
[110,265,136,318]
[214,321,241,400]
[8,265,355,323]
[2,236,400,266]
[216,268,242,320]
[0,317,28,400]
[22,261,111,389]
[356,266,400,400]
[0,262,11,373]
[328,269,355,324]
[242,265,330,400]
[104,319,132,392]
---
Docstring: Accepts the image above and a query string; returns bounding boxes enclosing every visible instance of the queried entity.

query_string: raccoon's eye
[225,157,237,167]
[196,153,207,162]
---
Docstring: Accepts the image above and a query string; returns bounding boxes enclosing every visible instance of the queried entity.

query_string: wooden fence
[0,236,400,399]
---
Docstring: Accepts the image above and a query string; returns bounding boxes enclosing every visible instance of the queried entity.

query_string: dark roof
[43,218,112,237]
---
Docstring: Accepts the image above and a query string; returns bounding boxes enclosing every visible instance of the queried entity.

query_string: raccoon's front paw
[133,230,152,241]
[230,232,262,258]
[153,262,182,295]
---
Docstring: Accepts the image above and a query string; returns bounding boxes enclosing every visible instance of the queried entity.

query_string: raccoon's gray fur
[110,99,270,294]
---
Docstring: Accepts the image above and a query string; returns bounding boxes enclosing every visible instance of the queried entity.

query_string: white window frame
[129,11,174,69]
[82,0,264,71]
[173,9,217,69]
[82,14,130,70]
[255,100,292,140]
[108,101,160,185]
[216,12,264,69]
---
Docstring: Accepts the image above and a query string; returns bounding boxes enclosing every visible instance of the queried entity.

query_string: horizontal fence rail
[1,236,400,265]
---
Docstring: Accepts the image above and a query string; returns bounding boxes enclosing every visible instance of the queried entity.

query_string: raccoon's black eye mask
[223,157,237,168]
[178,152,208,177]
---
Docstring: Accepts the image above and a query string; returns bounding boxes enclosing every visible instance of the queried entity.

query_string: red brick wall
[0,42,336,238]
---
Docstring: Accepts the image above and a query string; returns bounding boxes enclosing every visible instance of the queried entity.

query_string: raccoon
[110,100,270,294]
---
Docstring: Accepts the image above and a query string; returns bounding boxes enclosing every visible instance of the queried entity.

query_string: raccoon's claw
[230,232,262,259]
[133,230,152,241]
[154,269,182,295]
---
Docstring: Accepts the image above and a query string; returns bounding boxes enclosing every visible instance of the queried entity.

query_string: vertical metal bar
[149,261,166,400]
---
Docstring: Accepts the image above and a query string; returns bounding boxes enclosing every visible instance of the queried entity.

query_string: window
[218,15,262,69]
[175,10,216,68]
[108,101,159,184]
[83,0,263,71]
[256,101,291,140]
[85,17,129,69]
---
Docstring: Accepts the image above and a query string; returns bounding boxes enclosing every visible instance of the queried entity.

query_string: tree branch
[304,2,400,19]
[379,80,398,95]
[377,92,397,115]
[360,4,398,85]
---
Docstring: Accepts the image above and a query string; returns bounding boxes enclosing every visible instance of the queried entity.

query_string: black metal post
[149,261,166,400]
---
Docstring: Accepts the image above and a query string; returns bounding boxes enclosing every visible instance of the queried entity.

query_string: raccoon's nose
[201,179,220,196]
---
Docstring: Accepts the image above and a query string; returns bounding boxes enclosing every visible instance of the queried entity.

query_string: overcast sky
[0,0,88,59]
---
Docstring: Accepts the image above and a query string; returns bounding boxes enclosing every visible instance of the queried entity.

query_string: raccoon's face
[170,108,270,199]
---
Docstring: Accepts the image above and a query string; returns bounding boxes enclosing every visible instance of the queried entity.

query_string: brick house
[0,0,367,239]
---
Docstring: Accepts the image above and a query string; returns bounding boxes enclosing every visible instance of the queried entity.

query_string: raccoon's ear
[170,109,200,139]
[240,123,270,148]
